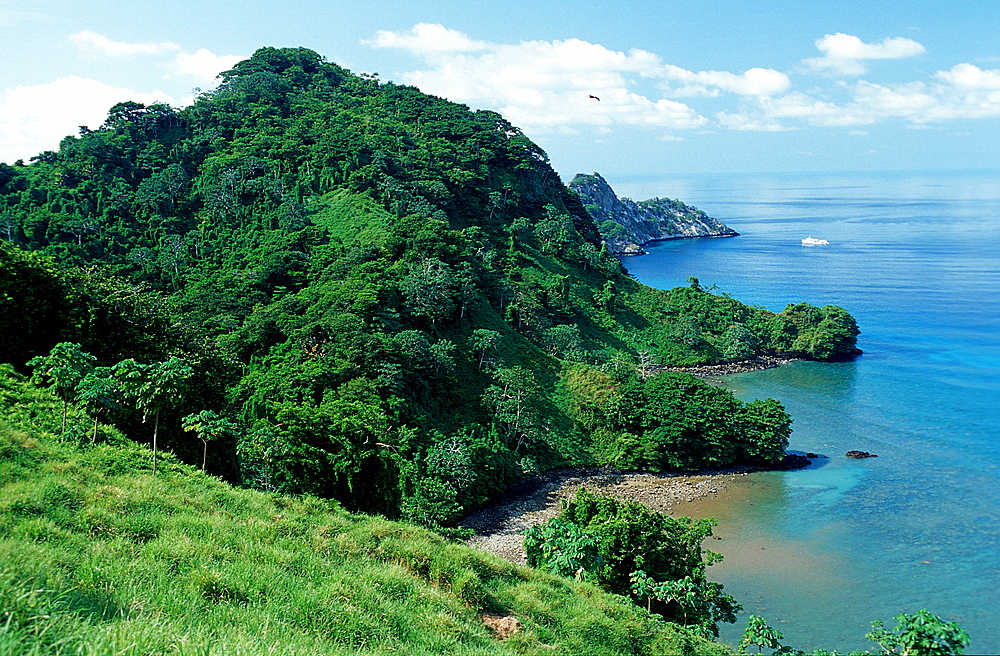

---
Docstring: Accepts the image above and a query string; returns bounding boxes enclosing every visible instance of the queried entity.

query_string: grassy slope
[0,370,732,656]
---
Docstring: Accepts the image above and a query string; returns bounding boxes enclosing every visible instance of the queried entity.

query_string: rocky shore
[659,354,801,378]
[568,172,739,254]
[461,467,754,564]
[461,357,806,564]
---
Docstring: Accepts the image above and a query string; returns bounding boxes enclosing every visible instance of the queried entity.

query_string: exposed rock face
[569,172,738,254]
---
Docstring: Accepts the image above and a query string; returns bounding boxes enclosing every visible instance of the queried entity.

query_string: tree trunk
[152,410,160,475]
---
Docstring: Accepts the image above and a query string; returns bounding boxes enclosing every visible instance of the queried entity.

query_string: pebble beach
[461,467,755,564]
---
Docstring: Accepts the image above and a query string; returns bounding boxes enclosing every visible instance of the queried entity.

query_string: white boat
[801,237,829,245]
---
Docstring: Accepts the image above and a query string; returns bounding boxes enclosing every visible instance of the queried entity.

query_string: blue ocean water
[615,171,1000,653]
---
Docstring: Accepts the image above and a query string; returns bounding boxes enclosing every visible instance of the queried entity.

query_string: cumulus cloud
[0,76,185,164]
[368,23,489,55]
[715,62,1000,131]
[0,32,246,163]
[370,24,809,132]
[69,30,181,58]
[369,25,699,132]
[371,24,1000,138]
[69,31,243,83]
[169,49,245,84]
[662,66,791,97]
[803,33,926,75]
[935,62,1000,90]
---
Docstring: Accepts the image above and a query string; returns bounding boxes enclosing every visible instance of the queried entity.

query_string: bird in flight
[588,95,600,101]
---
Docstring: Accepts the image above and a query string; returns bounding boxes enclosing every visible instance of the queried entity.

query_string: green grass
[0,372,733,656]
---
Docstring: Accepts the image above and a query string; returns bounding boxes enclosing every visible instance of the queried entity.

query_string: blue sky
[1,0,998,178]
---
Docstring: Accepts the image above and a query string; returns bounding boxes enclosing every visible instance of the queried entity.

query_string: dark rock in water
[806,452,820,459]
[777,454,812,469]
[846,450,878,459]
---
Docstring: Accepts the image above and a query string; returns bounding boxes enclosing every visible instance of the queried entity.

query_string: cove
[617,170,1000,653]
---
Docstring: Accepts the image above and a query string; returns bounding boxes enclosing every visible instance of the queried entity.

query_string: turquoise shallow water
[615,170,1000,653]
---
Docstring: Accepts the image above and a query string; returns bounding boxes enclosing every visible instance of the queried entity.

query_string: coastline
[461,466,756,564]
[462,357,800,564]
[658,354,802,378]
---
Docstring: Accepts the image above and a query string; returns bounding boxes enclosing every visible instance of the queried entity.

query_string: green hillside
[0,46,865,652]
[0,367,731,655]
[0,47,859,514]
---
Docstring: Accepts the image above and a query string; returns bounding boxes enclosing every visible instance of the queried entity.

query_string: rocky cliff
[569,173,738,254]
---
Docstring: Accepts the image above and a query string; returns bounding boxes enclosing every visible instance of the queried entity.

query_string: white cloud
[368,23,488,55]
[69,30,181,58]
[714,62,1000,131]
[169,49,245,84]
[803,33,925,75]
[0,32,245,163]
[370,24,735,132]
[935,62,1000,90]
[0,76,184,164]
[715,111,792,132]
[0,6,46,27]
[662,66,791,97]
[68,31,243,84]
[370,24,1000,138]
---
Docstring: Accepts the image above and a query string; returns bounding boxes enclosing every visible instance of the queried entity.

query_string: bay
[614,170,1000,653]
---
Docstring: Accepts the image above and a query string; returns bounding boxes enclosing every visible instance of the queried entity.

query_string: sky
[1,0,998,178]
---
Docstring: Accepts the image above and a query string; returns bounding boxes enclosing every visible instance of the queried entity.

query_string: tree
[271,399,399,513]
[866,609,970,656]
[400,476,462,529]
[483,366,540,451]
[721,323,756,361]
[182,410,240,470]
[0,213,20,242]
[470,328,501,371]
[236,422,286,492]
[629,572,738,637]
[593,280,615,315]
[115,356,193,474]
[400,257,456,328]
[738,615,785,654]
[543,324,586,361]
[75,366,123,443]
[529,489,740,637]
[27,342,96,434]
[534,205,574,254]
[740,398,792,465]
[524,518,602,581]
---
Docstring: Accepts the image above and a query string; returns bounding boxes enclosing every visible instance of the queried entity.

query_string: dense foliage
[0,47,859,525]
[525,489,740,638]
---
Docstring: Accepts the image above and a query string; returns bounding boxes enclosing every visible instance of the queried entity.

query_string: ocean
[614,170,1000,654]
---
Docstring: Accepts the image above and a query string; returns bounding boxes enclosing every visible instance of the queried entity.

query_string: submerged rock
[846,450,878,459]
[777,454,812,469]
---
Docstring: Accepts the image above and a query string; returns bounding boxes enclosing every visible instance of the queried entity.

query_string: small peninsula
[569,172,738,254]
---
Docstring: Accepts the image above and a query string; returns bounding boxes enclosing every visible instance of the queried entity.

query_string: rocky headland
[569,172,739,255]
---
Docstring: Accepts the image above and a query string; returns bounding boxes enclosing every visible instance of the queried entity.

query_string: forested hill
[0,47,860,525]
